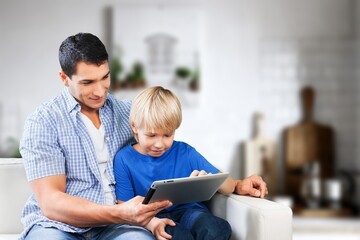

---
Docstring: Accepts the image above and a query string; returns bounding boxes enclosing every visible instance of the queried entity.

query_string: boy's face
[132,126,175,157]
[59,61,110,113]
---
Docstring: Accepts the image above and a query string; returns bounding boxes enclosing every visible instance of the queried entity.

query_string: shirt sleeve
[19,109,66,181]
[113,149,136,201]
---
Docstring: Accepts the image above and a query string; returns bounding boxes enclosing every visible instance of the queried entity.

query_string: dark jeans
[156,207,232,240]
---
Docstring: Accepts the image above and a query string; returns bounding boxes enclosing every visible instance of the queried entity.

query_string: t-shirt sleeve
[114,149,136,201]
[187,145,219,174]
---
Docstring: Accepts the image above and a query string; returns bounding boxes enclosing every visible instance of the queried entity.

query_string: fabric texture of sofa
[0,158,292,240]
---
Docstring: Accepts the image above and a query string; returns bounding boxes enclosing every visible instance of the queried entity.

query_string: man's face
[132,126,175,157]
[60,61,110,113]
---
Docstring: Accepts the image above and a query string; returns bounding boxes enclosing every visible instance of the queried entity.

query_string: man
[19,33,267,239]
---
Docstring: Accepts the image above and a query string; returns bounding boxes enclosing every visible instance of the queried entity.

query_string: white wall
[179,0,357,178]
[0,0,358,181]
[0,0,113,147]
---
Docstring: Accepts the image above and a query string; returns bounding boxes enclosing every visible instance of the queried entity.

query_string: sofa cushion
[0,234,20,240]
[0,159,32,234]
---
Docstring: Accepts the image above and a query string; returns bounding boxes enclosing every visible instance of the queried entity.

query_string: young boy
[114,86,236,240]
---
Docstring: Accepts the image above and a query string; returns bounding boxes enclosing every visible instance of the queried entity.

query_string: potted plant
[175,67,192,89]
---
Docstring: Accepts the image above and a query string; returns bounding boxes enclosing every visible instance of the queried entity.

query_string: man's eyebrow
[78,71,110,82]
[77,78,93,82]
[102,71,110,79]
[78,78,94,83]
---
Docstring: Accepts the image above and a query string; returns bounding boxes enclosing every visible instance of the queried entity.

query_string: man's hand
[146,217,176,240]
[117,196,172,227]
[234,175,268,198]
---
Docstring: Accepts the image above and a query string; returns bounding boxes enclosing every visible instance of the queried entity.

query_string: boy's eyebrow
[145,131,155,134]
[145,130,175,135]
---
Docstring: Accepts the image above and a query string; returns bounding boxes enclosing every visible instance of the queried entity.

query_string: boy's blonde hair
[130,86,182,132]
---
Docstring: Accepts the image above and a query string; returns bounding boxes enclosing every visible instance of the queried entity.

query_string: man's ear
[59,70,70,86]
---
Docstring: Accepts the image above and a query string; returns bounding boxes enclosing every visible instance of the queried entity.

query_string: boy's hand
[189,170,210,177]
[146,217,176,240]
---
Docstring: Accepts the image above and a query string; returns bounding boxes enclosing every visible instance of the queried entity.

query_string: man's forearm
[30,174,124,227]
[42,191,119,227]
[31,174,171,228]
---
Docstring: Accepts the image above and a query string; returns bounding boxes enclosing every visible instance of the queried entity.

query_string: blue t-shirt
[114,141,219,212]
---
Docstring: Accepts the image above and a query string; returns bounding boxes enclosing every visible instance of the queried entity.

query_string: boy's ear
[130,123,138,134]
[59,70,70,86]
[131,123,139,142]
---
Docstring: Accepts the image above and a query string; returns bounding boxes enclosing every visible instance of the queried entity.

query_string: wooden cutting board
[242,112,278,196]
[283,86,335,203]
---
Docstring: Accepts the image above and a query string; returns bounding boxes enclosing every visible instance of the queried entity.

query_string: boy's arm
[218,175,236,195]
[190,170,267,197]
[189,170,235,195]
[31,175,171,227]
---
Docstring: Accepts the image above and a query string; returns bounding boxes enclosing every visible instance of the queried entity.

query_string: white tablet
[142,173,229,205]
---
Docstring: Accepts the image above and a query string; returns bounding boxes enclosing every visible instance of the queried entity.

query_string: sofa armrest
[207,193,293,240]
[0,159,32,234]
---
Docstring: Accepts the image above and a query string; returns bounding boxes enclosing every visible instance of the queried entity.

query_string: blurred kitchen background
[1,0,360,238]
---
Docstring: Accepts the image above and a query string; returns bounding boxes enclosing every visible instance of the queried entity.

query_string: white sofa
[0,158,292,240]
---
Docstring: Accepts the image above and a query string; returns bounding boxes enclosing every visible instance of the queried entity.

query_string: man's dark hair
[59,33,109,78]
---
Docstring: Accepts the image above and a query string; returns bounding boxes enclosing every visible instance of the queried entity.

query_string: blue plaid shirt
[19,88,134,238]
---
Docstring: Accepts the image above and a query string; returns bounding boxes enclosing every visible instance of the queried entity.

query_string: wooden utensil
[283,86,335,204]
[242,112,278,196]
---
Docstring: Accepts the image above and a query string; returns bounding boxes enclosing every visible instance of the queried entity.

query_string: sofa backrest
[0,158,32,234]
